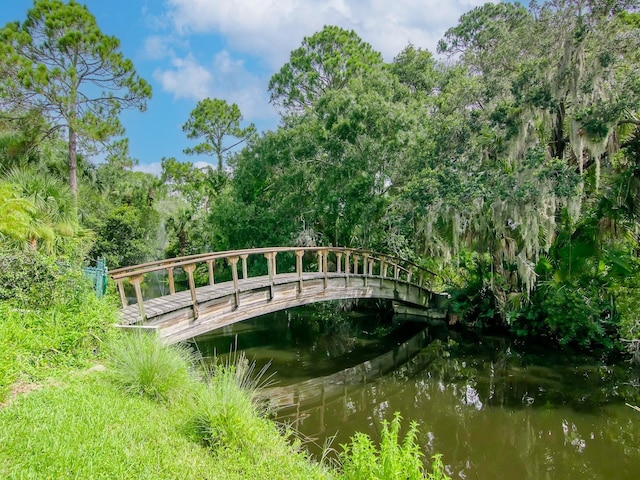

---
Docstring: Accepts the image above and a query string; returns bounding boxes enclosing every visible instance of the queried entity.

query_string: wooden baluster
[264,252,275,300]
[229,256,240,307]
[296,250,304,295]
[207,260,215,286]
[322,248,328,289]
[353,255,359,275]
[183,264,199,319]
[129,274,146,322]
[380,257,387,288]
[394,263,400,291]
[240,254,249,280]
[271,252,277,276]
[167,267,176,295]
[344,251,351,287]
[116,278,127,308]
[317,251,323,273]
[336,252,343,273]
[362,253,369,286]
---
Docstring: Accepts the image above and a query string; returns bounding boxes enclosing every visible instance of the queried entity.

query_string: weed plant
[340,412,451,480]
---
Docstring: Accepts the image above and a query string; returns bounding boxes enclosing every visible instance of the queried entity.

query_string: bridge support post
[344,251,351,287]
[130,275,146,322]
[183,264,199,319]
[380,257,387,288]
[167,267,176,295]
[116,278,127,308]
[264,252,275,300]
[240,254,249,280]
[362,253,369,286]
[229,256,240,308]
[394,263,400,292]
[295,250,304,296]
[207,260,215,286]
[322,249,328,289]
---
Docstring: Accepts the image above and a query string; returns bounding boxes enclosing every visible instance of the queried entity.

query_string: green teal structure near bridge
[110,247,448,344]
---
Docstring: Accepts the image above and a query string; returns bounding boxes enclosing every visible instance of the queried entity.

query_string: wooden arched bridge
[109,247,448,344]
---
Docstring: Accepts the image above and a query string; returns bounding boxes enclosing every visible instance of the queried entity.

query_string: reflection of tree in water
[287,302,392,359]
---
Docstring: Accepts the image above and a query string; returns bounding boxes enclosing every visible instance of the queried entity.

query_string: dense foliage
[1,0,639,358]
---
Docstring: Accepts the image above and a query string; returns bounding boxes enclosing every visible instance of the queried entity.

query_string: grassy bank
[0,371,332,479]
[0,284,332,478]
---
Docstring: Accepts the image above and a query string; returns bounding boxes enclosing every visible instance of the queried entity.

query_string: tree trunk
[217,137,223,171]
[68,126,78,195]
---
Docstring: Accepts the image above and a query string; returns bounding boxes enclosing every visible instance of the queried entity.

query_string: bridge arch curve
[110,247,447,344]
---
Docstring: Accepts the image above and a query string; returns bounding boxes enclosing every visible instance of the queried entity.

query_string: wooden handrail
[109,246,439,310]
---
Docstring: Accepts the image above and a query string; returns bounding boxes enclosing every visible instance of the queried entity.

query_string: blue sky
[1,0,498,175]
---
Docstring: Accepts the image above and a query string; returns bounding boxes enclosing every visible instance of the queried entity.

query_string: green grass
[0,362,334,479]
[0,290,117,402]
[0,374,222,479]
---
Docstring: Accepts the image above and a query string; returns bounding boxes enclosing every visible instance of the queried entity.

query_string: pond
[193,304,640,480]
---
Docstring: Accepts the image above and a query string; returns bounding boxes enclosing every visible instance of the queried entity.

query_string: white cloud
[153,54,214,100]
[142,34,188,60]
[152,49,277,125]
[145,0,495,139]
[164,0,494,65]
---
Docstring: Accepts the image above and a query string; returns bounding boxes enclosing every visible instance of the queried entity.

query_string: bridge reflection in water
[260,325,442,441]
[109,247,448,344]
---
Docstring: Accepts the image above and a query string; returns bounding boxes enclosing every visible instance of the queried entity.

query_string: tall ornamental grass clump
[192,353,273,450]
[340,413,450,480]
[107,332,197,402]
[188,355,334,478]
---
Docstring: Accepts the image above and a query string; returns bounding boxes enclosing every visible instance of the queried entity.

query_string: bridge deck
[121,272,343,326]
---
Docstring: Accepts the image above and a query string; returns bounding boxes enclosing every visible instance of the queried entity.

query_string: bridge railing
[109,247,437,322]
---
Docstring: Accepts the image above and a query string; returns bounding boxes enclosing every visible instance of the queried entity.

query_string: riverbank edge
[0,293,337,479]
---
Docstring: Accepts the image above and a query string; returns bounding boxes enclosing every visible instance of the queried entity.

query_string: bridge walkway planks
[120,272,347,326]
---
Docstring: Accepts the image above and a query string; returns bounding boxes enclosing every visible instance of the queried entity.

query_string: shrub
[0,250,63,309]
[107,333,197,402]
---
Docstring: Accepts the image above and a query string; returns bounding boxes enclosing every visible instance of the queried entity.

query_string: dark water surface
[194,306,640,480]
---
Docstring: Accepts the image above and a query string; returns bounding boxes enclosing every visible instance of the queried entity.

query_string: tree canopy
[0,0,151,194]
[182,98,255,172]
[268,25,383,114]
